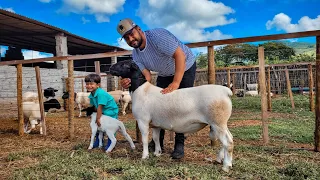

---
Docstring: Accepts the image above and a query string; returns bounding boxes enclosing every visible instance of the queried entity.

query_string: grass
[6,94,320,179]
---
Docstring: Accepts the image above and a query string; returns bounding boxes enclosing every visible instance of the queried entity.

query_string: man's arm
[161,46,186,94]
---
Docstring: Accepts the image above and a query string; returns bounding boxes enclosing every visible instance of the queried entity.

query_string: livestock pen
[0,29,320,179]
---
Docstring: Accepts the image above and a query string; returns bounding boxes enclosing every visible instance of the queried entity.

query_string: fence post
[94,61,100,75]
[35,66,46,135]
[227,68,231,88]
[207,46,215,84]
[68,60,75,139]
[17,64,24,136]
[232,73,236,96]
[267,66,272,111]
[308,64,314,112]
[315,36,320,152]
[285,68,295,109]
[258,47,269,144]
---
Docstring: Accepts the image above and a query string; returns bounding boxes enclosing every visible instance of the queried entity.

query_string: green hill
[282,41,316,55]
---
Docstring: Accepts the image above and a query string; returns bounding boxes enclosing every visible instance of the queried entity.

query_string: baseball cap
[117,18,137,38]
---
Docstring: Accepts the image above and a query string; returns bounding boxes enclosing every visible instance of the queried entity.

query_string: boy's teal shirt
[88,87,119,119]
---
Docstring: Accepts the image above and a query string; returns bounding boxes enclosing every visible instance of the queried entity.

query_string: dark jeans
[156,62,197,143]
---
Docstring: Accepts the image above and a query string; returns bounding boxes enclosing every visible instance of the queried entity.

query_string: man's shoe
[171,143,184,159]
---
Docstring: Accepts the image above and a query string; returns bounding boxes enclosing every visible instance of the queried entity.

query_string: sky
[1,0,320,59]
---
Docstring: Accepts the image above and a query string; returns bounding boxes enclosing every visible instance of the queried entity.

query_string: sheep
[119,91,131,115]
[23,88,58,102]
[245,90,259,96]
[107,90,132,115]
[88,112,136,152]
[246,83,258,91]
[62,92,91,117]
[23,98,61,134]
[109,60,234,172]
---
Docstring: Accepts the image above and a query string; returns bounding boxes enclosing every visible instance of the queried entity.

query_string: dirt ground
[0,109,313,179]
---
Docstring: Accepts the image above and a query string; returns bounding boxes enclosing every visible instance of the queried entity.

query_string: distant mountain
[282,41,316,55]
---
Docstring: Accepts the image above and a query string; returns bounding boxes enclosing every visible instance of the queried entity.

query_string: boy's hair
[85,74,101,84]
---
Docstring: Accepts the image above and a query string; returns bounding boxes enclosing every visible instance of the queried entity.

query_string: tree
[262,42,295,61]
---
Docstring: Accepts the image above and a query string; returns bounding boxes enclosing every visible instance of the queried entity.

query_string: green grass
[7,94,320,179]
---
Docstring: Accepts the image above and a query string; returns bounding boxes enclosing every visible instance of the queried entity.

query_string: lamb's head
[109,60,146,92]
[109,60,140,79]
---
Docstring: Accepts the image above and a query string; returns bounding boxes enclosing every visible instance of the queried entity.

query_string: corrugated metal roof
[0,9,125,55]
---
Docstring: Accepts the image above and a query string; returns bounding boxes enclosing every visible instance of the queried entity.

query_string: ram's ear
[131,61,140,71]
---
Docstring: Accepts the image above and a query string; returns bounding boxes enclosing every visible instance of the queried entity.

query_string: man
[117,18,196,159]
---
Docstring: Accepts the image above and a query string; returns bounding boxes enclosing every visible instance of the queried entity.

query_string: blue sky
[1,0,320,59]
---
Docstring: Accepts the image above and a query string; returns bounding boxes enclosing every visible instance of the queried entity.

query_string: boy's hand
[96,119,101,127]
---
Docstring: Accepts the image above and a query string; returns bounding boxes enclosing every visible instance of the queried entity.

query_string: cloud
[58,0,125,23]
[116,38,133,50]
[137,0,235,42]
[0,7,15,13]
[81,16,90,24]
[39,0,52,3]
[266,13,320,33]
[22,50,53,62]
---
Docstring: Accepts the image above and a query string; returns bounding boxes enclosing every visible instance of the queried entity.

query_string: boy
[85,73,119,150]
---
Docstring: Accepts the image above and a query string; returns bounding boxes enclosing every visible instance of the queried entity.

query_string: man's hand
[161,82,180,94]
[96,119,101,127]
[120,78,131,89]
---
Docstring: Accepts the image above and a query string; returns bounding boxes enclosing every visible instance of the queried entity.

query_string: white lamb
[88,113,136,152]
[109,60,234,172]
[75,92,91,117]
[119,91,131,115]
[108,90,132,115]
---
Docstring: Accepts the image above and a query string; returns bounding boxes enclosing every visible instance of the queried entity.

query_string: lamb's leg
[98,131,103,148]
[88,126,97,149]
[152,128,162,156]
[118,122,135,149]
[78,104,82,117]
[24,117,30,133]
[105,131,117,153]
[122,102,128,116]
[138,121,150,159]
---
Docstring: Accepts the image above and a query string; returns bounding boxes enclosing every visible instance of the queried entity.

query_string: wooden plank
[207,46,215,84]
[308,64,314,112]
[315,36,320,152]
[0,50,132,66]
[258,47,269,145]
[35,66,46,135]
[17,64,24,136]
[68,60,75,139]
[267,67,272,111]
[187,30,320,48]
[285,68,295,109]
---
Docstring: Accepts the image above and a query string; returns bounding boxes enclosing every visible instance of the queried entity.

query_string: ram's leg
[138,121,150,159]
[152,128,162,156]
[215,126,234,172]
